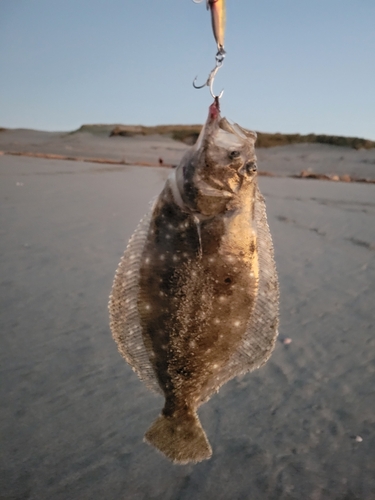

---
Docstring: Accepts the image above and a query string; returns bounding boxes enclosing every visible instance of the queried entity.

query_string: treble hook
[193,62,224,99]
[193,47,226,99]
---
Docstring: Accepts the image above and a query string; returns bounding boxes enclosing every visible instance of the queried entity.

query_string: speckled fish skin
[109,100,279,465]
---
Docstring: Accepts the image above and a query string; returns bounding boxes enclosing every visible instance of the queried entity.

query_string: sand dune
[0,139,374,498]
[0,128,188,167]
[1,127,375,179]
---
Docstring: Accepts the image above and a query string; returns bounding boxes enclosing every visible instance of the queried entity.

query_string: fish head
[174,100,258,216]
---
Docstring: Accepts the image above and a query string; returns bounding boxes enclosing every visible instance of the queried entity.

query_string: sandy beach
[1,132,374,499]
[1,127,375,179]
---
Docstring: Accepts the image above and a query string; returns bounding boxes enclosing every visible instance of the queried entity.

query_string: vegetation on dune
[255,132,375,150]
[71,124,375,150]
[109,125,202,145]
[69,124,119,136]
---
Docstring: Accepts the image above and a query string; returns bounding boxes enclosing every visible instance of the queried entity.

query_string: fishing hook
[193,63,223,99]
[192,0,226,99]
[193,48,225,99]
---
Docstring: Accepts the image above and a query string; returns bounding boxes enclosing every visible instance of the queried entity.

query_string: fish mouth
[172,99,258,215]
[193,98,222,152]
[208,97,221,121]
[195,102,256,160]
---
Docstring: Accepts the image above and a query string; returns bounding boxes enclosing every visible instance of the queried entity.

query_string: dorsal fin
[109,202,162,395]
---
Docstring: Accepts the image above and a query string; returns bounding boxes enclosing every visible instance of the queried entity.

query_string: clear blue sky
[1,0,374,139]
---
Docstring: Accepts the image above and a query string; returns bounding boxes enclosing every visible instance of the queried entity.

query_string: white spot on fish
[219,296,226,302]
[166,234,171,239]
[145,304,151,310]
[214,318,220,324]
[172,255,179,262]
[234,320,241,327]
[160,254,165,260]
[145,257,150,264]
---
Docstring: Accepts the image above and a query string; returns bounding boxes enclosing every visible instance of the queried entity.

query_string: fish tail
[144,411,212,464]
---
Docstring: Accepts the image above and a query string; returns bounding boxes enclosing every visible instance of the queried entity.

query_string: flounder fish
[109,99,279,464]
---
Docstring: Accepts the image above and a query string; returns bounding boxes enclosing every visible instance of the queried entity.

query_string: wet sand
[1,149,374,499]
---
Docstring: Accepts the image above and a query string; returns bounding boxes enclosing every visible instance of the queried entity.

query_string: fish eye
[229,151,241,160]
[245,161,257,174]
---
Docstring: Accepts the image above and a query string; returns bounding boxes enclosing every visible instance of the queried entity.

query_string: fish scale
[109,100,279,464]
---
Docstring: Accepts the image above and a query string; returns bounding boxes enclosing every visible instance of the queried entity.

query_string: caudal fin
[144,412,212,464]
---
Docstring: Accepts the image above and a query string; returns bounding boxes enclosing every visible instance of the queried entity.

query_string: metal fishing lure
[193,0,226,98]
